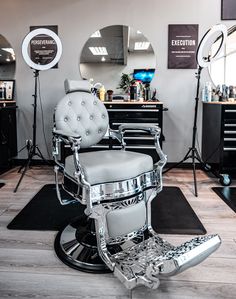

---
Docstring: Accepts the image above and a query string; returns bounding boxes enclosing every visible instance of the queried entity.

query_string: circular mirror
[209,25,236,86]
[0,34,16,79]
[80,25,156,99]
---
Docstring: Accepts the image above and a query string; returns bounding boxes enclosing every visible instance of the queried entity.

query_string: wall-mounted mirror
[208,25,236,86]
[0,34,16,79]
[80,25,156,99]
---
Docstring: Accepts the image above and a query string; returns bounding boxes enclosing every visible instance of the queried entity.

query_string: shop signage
[29,25,59,68]
[168,24,199,69]
[221,0,236,20]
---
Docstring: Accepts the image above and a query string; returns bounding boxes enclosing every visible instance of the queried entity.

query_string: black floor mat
[7,185,206,235]
[212,187,236,213]
[0,183,5,189]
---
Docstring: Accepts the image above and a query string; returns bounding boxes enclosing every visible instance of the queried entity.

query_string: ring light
[196,24,227,68]
[22,28,62,71]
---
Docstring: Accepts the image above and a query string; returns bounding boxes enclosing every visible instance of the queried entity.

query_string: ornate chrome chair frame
[52,80,221,289]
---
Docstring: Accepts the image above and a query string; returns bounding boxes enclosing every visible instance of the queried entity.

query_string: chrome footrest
[109,234,221,289]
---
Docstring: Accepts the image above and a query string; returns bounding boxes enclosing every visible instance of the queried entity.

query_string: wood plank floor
[0,166,235,298]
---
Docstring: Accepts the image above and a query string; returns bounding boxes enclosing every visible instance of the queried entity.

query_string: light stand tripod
[163,66,204,197]
[14,70,48,192]
[163,24,228,197]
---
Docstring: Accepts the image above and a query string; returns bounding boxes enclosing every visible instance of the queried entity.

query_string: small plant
[118,73,134,93]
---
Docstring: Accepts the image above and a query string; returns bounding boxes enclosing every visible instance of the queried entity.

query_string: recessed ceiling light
[89,47,108,55]
[101,56,106,62]
[134,42,150,50]
[91,30,101,38]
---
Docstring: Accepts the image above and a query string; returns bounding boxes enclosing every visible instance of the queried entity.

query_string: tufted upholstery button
[90,115,94,120]
[86,130,90,136]
[102,114,106,119]
[98,129,103,134]
[77,116,80,121]
[68,101,72,106]
[64,117,68,122]
[93,101,97,105]
[81,101,85,105]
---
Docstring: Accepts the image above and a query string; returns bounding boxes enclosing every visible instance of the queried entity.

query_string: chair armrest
[118,123,161,135]
[118,123,167,170]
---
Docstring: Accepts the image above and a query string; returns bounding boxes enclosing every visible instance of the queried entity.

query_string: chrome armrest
[118,124,167,170]
[109,128,126,149]
[119,123,161,135]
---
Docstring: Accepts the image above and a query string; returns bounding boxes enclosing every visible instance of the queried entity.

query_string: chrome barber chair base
[54,215,110,273]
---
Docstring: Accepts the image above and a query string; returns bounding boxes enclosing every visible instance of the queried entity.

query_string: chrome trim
[63,167,161,204]
[91,145,109,148]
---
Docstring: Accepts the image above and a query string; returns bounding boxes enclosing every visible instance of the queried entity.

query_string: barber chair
[52,80,221,289]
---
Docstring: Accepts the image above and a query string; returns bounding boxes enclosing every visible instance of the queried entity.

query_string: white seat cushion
[65,150,153,185]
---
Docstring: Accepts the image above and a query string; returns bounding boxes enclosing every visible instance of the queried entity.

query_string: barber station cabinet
[0,101,17,170]
[62,101,164,163]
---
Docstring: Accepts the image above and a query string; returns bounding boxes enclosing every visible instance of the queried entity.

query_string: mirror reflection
[0,34,16,79]
[80,25,156,101]
[209,25,236,87]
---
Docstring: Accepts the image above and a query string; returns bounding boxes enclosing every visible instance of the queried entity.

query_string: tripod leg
[14,157,32,193]
[35,146,51,165]
[163,147,192,174]
[192,151,198,197]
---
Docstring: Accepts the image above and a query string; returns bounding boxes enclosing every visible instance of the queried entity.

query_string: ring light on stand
[164,24,227,197]
[21,28,62,70]
[15,28,62,192]
[197,24,227,68]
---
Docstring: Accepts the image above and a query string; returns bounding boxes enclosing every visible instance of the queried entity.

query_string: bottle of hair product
[99,85,106,101]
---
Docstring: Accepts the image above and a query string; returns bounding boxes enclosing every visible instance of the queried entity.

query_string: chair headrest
[64,79,91,94]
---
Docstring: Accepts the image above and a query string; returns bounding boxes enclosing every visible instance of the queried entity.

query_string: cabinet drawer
[224,109,236,120]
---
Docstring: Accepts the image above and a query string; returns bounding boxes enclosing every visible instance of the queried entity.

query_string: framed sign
[0,80,15,100]
[168,24,199,69]
[29,25,60,69]
[221,0,236,20]
[22,26,62,71]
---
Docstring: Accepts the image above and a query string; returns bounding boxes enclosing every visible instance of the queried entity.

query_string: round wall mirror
[208,25,236,86]
[0,34,16,79]
[80,25,156,99]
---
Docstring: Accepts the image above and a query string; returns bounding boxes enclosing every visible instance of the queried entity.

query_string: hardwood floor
[0,166,236,298]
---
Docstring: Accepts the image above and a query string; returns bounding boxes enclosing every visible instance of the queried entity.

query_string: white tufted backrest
[54,80,109,148]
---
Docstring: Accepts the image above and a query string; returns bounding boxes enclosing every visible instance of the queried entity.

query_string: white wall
[0,0,234,161]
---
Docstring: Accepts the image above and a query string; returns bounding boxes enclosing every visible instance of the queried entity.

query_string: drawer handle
[224,138,236,141]
[225,124,236,127]
[124,136,154,140]
[225,110,236,113]
[224,131,236,134]
[107,109,159,112]
[113,122,159,126]
[113,145,156,149]
[224,147,236,151]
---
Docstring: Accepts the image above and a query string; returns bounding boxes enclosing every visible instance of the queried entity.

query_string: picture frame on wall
[221,0,236,20]
[0,80,15,100]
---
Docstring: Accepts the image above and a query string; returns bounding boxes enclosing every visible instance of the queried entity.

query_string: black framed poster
[168,24,199,69]
[221,0,236,20]
[29,25,59,68]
